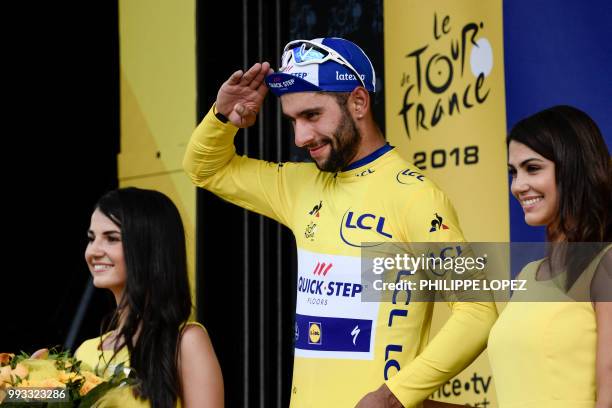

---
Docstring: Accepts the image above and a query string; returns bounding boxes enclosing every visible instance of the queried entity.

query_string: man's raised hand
[216,62,274,128]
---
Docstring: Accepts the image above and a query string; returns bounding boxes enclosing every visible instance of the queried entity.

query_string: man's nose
[293,121,315,148]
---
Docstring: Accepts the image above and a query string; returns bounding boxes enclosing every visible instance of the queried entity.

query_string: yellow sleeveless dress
[487,246,610,408]
[74,322,206,407]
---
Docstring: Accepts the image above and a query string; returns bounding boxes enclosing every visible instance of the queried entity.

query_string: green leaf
[112,362,126,379]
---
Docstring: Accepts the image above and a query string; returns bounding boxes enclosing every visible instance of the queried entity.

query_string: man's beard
[315,112,361,173]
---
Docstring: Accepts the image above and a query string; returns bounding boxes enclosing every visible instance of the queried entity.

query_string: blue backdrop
[503,0,612,242]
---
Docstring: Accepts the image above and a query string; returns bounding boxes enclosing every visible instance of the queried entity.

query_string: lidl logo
[429,213,449,232]
[308,322,322,345]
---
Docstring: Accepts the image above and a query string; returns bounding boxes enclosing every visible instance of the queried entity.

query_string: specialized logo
[308,322,322,345]
[340,209,393,247]
[313,262,333,276]
[429,213,449,232]
[295,322,299,341]
[351,325,360,345]
[356,168,375,177]
[308,200,323,217]
[396,168,425,184]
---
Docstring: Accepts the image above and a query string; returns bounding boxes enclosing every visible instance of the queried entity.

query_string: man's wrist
[380,384,404,408]
[213,104,229,124]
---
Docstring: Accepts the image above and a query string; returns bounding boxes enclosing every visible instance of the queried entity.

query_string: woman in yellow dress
[74,187,224,407]
[488,105,612,408]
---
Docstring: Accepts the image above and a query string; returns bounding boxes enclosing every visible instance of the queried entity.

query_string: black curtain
[4,2,119,352]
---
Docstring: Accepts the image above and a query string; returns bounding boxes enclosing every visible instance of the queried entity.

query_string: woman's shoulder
[180,321,207,333]
[515,258,546,279]
[74,332,112,358]
[179,322,210,350]
[177,321,219,369]
[176,322,223,407]
[584,244,612,301]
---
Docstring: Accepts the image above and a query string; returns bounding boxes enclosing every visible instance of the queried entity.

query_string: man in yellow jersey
[183,38,497,408]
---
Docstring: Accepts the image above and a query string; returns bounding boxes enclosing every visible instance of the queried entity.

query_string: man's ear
[349,87,370,119]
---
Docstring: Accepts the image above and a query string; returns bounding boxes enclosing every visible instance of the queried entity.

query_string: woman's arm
[178,325,224,408]
[594,248,612,408]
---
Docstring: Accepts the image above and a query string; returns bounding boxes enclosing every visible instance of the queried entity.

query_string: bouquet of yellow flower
[0,349,136,407]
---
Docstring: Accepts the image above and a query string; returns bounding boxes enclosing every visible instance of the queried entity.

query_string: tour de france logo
[304,200,323,241]
[308,322,322,345]
[398,12,493,139]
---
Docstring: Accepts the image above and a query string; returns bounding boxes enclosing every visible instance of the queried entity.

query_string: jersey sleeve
[386,185,498,407]
[183,105,307,228]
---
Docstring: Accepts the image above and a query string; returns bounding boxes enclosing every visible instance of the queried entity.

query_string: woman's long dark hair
[95,187,192,408]
[507,105,611,288]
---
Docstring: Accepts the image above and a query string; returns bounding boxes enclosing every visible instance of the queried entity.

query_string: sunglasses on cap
[281,39,367,89]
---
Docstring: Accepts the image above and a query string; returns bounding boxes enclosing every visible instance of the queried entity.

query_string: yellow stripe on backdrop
[118,0,197,319]
[385,0,509,406]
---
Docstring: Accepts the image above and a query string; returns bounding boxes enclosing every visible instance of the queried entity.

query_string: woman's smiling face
[85,209,127,294]
[508,140,559,227]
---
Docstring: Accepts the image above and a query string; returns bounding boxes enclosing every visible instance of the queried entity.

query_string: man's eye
[306,112,318,119]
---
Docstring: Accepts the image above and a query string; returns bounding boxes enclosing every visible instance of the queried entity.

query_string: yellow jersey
[184,107,497,407]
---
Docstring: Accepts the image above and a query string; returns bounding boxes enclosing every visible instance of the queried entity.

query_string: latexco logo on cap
[265,37,376,96]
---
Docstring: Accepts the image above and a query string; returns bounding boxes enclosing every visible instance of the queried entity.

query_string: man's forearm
[385,302,497,406]
[183,105,238,183]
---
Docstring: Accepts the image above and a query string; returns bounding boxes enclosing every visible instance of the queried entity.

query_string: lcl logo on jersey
[308,322,322,345]
[356,168,375,177]
[429,245,464,276]
[340,210,393,247]
[429,213,449,232]
[396,168,425,185]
